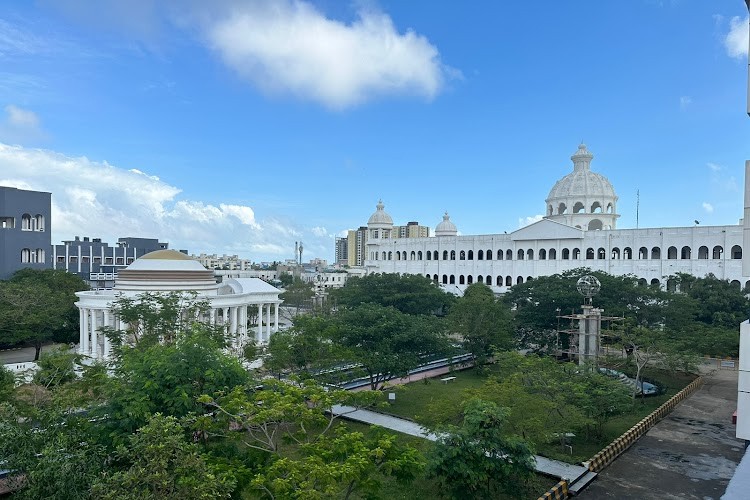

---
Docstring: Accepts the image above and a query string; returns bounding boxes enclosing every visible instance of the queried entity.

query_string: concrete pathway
[331,405,589,483]
[578,368,744,500]
[0,343,68,364]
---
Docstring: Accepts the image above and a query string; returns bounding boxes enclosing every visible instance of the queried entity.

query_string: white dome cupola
[366,199,393,243]
[544,144,619,230]
[435,212,458,237]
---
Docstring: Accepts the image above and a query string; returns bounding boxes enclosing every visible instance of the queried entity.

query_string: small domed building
[75,249,282,361]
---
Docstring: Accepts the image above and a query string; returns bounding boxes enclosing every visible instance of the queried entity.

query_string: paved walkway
[331,405,589,482]
[578,368,744,500]
[0,344,67,364]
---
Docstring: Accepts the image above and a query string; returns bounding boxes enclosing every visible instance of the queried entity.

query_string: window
[105,257,113,264]
[611,247,620,259]
[116,257,124,265]
[0,217,14,229]
[450,250,456,260]
[450,275,455,284]
[517,249,524,260]
[597,248,606,259]
[505,276,512,286]
[527,249,534,260]
[497,250,503,260]
[712,246,723,259]
[443,250,448,260]
[651,247,661,260]
[680,246,691,259]
[418,251,423,260]
[486,249,492,261]
[21,248,31,263]
[82,256,90,263]
[468,250,473,260]
[69,256,78,264]
[433,251,438,260]
[623,247,632,259]
[732,245,742,259]
[506,249,512,260]
[35,249,45,263]
[698,246,708,259]
[638,247,648,259]
[496,276,502,286]
[426,251,431,261]
[477,250,484,260]
[667,247,677,259]
[562,248,570,260]
[34,214,44,231]
[467,275,473,285]
[478,275,483,283]
[516,276,524,284]
[459,275,465,285]
[572,248,580,259]
[21,213,32,231]
[486,275,491,284]
[460,250,466,260]
[539,249,546,260]
[94,256,102,263]
[586,248,595,259]
[442,275,448,284]
[549,248,557,260]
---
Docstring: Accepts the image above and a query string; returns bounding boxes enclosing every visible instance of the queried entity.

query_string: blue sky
[1,1,749,263]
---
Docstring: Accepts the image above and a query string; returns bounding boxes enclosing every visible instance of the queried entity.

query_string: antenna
[636,190,640,229]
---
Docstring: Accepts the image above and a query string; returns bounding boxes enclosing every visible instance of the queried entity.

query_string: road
[579,368,744,500]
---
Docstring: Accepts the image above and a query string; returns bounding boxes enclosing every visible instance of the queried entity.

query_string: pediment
[510,218,584,241]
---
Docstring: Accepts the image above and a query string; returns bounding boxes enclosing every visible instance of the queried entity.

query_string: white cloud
[0,142,324,260]
[311,226,328,237]
[724,16,749,58]
[0,104,45,143]
[518,215,543,227]
[679,95,692,110]
[706,162,722,172]
[199,0,457,109]
[702,202,714,213]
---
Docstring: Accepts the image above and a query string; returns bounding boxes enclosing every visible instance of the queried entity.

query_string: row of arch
[21,248,45,263]
[375,244,742,262]
[423,273,750,290]
[548,201,614,216]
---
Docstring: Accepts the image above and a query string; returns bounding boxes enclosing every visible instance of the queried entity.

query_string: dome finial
[571,143,594,171]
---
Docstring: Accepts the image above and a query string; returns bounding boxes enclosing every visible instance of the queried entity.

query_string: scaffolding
[554,308,623,366]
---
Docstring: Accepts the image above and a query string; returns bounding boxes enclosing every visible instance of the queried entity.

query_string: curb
[537,479,569,500]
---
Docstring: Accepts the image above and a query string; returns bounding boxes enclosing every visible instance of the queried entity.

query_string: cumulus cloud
[702,202,714,213]
[0,104,45,143]
[679,95,692,110]
[198,1,457,109]
[724,16,749,58]
[311,226,328,237]
[706,162,722,172]
[0,142,325,259]
[518,215,543,227]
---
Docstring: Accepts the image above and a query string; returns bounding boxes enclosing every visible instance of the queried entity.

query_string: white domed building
[75,249,282,361]
[545,144,619,231]
[361,144,747,292]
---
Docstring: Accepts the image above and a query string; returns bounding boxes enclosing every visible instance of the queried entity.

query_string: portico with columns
[75,250,283,362]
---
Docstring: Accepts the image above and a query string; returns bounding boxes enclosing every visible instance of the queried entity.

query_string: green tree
[265,315,339,377]
[673,273,750,328]
[0,364,14,403]
[280,277,315,314]
[91,414,236,499]
[331,273,454,316]
[198,378,381,455]
[448,283,512,365]
[0,269,88,359]
[251,426,424,500]
[103,324,248,438]
[428,399,535,499]
[333,304,450,390]
[0,405,107,500]
[33,346,81,388]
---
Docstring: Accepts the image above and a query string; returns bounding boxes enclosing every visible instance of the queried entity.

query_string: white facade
[362,145,748,291]
[75,249,282,362]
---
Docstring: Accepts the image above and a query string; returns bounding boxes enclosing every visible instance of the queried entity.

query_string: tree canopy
[331,273,454,316]
[0,269,88,359]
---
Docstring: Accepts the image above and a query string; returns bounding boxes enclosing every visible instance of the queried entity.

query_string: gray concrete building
[52,236,173,289]
[0,186,51,279]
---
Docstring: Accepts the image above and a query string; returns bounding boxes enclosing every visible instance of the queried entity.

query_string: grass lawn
[379,364,696,464]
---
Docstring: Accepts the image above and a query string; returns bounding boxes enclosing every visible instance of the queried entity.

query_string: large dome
[115,249,218,292]
[544,144,619,230]
[367,200,393,226]
[546,144,616,200]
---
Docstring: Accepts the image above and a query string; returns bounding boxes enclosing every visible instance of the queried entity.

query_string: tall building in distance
[344,226,368,267]
[0,186,51,279]
[52,236,172,289]
[334,236,348,266]
[393,221,430,239]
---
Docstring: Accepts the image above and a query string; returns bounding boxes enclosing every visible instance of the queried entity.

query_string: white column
[257,304,263,343]
[82,308,89,355]
[265,304,271,341]
[222,307,229,329]
[103,309,111,359]
[274,303,279,332]
[228,307,235,334]
[78,308,85,354]
[90,309,99,360]
[209,308,216,325]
